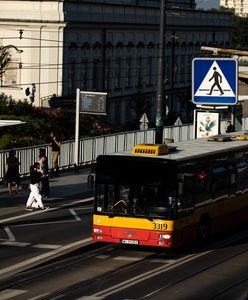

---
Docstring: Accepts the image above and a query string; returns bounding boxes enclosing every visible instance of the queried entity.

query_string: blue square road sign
[192,58,238,105]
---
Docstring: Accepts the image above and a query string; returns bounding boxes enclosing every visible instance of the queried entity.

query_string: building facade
[0,0,232,125]
[220,0,248,17]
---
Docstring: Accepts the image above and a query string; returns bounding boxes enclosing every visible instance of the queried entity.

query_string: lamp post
[155,0,166,144]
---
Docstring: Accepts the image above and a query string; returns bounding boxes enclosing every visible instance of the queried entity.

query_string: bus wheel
[198,218,210,241]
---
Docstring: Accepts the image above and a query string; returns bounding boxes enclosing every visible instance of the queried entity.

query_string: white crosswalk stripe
[1,241,30,247]
[33,244,62,249]
[0,289,27,299]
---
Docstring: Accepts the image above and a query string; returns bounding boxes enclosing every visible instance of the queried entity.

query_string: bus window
[228,165,237,195]
[96,183,114,213]
[172,173,195,217]
[236,160,248,193]
[146,186,177,219]
[212,166,229,199]
[112,185,130,214]
[195,170,211,203]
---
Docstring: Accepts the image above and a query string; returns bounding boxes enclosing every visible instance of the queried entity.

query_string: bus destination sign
[80,91,107,115]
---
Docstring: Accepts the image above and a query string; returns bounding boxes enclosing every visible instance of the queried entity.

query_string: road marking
[77,297,103,300]
[0,289,27,299]
[69,208,82,221]
[28,293,51,300]
[77,297,103,299]
[0,197,93,224]
[33,244,62,249]
[4,226,15,241]
[92,251,212,298]
[150,259,176,264]
[113,256,143,262]
[13,206,92,227]
[0,237,93,279]
[96,254,111,259]
[16,220,81,227]
[1,241,30,247]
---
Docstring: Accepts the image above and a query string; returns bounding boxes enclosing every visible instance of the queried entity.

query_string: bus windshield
[94,155,179,220]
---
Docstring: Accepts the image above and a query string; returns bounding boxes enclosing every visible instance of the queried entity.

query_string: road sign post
[192,58,238,106]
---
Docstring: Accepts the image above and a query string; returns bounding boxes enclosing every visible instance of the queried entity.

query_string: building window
[105,59,111,91]
[125,56,132,88]
[93,59,100,90]
[147,56,153,86]
[80,60,88,91]
[3,61,18,86]
[68,59,76,94]
[115,57,122,89]
[137,56,143,81]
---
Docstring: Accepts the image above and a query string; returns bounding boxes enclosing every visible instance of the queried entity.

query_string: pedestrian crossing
[0,240,62,249]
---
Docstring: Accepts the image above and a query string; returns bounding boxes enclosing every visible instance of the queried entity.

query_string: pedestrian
[4,150,21,195]
[39,149,50,199]
[29,83,36,104]
[225,120,235,133]
[49,131,61,177]
[25,162,49,211]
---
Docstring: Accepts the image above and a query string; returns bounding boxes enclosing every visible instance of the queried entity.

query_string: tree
[232,15,248,50]
[0,48,11,86]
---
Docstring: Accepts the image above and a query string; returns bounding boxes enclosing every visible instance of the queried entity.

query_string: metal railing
[8,115,248,182]
[0,123,194,181]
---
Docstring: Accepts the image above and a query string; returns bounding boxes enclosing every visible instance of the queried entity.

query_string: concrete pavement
[0,168,95,221]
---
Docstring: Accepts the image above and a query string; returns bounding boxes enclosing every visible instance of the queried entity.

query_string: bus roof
[105,131,248,162]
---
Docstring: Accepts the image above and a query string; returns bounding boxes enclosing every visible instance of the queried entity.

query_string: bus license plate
[121,239,139,245]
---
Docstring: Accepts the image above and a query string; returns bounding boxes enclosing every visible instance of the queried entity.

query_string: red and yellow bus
[92,132,248,248]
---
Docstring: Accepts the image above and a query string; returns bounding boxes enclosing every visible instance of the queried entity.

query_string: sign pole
[74,88,80,168]
[155,0,166,144]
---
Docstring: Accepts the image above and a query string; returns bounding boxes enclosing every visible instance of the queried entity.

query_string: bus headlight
[159,234,171,239]
[93,228,102,233]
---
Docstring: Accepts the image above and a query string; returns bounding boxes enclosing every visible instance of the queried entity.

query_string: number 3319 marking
[153,223,167,230]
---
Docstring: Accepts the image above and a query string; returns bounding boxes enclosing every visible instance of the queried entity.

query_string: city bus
[92,132,248,248]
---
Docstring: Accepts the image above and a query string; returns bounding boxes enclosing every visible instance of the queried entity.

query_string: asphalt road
[0,170,248,300]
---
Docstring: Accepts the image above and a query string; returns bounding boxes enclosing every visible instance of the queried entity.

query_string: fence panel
[80,138,94,164]
[1,121,236,182]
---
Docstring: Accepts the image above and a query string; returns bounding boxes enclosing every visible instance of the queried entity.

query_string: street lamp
[155,0,166,144]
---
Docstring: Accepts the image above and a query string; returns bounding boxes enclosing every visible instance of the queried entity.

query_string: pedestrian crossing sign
[192,58,238,105]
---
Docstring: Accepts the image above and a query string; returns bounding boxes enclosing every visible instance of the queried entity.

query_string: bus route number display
[80,91,107,115]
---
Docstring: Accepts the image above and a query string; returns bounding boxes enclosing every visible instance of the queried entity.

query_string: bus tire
[198,217,211,241]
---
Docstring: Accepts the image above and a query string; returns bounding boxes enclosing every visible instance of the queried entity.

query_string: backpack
[25,87,30,96]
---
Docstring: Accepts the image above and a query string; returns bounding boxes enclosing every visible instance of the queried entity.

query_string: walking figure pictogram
[207,67,224,96]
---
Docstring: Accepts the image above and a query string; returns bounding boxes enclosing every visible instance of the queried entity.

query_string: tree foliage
[0,48,11,86]
[0,93,114,150]
[232,15,248,50]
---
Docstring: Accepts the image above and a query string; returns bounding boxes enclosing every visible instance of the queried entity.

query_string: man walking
[25,162,48,211]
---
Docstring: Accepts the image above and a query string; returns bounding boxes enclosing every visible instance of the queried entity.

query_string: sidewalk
[0,168,94,220]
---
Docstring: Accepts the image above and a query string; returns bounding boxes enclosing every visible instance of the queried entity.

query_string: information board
[80,91,107,115]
